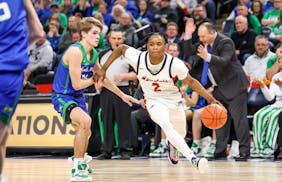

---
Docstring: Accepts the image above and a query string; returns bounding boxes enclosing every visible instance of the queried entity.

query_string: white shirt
[124,47,188,107]
[243,50,275,80]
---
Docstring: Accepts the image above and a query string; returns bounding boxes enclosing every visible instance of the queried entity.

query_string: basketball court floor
[3,156,282,182]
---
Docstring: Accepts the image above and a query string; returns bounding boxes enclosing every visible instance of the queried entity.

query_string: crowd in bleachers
[25,0,282,160]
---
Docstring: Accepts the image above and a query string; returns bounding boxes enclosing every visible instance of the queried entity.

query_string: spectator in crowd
[266,43,282,79]
[183,20,250,161]
[136,0,153,24]
[115,0,139,19]
[261,0,282,27]
[98,1,113,27]
[190,4,212,44]
[58,16,79,56]
[269,9,282,47]
[243,35,275,111]
[166,22,181,44]
[197,0,216,23]
[170,0,197,16]
[59,0,75,17]
[231,3,261,35]
[36,0,52,25]
[263,0,274,14]
[117,12,139,48]
[251,57,282,158]
[226,0,252,21]
[231,15,257,65]
[251,0,264,21]
[108,4,125,33]
[50,3,68,33]
[46,21,62,54]
[73,0,91,17]
[152,0,178,32]
[96,29,137,160]
[87,0,104,17]
[24,34,53,86]
[24,35,54,85]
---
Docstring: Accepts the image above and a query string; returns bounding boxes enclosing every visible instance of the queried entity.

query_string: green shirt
[267,55,276,69]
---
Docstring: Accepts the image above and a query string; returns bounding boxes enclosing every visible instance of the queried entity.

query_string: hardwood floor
[3,157,282,182]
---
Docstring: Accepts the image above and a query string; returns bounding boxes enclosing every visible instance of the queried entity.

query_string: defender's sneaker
[71,168,92,182]
[191,142,202,156]
[68,153,93,164]
[191,157,208,173]
[149,143,167,157]
[167,140,179,165]
[71,163,92,182]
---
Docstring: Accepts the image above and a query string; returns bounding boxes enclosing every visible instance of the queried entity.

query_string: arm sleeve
[171,58,189,80]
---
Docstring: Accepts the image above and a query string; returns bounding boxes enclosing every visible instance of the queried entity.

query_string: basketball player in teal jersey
[0,1,44,181]
[52,17,138,181]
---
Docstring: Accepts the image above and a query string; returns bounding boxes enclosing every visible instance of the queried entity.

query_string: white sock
[74,158,84,168]
[193,140,200,145]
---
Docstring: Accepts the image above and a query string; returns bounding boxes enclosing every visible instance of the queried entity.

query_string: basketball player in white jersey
[95,33,220,172]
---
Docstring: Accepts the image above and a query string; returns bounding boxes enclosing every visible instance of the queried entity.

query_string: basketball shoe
[191,157,208,173]
[204,141,216,158]
[68,153,93,164]
[149,142,167,157]
[167,140,179,165]
[191,142,201,156]
[71,162,92,182]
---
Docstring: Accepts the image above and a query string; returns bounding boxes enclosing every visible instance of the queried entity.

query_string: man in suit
[183,19,250,161]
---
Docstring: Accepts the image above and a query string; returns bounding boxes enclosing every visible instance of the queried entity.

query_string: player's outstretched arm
[24,0,45,44]
[93,44,130,82]
[101,77,139,106]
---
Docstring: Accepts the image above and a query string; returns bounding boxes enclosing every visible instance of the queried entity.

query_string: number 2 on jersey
[152,82,161,92]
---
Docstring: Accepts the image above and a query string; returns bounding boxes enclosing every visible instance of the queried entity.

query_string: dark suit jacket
[183,32,249,100]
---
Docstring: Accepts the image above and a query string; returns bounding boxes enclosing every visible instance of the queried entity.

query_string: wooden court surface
[3,157,282,182]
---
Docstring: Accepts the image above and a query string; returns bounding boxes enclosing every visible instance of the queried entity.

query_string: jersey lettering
[152,82,161,92]
[0,2,11,22]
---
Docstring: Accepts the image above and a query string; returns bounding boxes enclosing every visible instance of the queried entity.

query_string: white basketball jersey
[135,51,186,106]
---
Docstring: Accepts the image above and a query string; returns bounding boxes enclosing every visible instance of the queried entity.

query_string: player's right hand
[93,68,106,83]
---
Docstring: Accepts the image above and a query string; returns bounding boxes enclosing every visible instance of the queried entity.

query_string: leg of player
[0,122,9,182]
[146,101,208,172]
[69,107,93,181]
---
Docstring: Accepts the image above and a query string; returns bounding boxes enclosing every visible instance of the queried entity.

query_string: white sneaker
[191,157,208,173]
[71,168,92,182]
[149,143,167,157]
[227,140,239,159]
[68,153,93,164]
[71,163,92,182]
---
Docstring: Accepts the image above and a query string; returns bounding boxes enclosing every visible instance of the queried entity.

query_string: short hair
[255,35,268,42]
[78,17,103,38]
[199,22,216,33]
[147,32,168,44]
[235,15,248,24]
[167,42,180,51]
[166,22,178,30]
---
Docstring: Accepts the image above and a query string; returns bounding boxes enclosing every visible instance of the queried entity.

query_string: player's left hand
[122,94,140,107]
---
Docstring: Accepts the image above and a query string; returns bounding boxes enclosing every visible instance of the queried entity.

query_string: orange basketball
[201,104,227,129]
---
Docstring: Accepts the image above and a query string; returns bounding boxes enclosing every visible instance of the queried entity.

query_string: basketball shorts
[52,93,87,124]
[0,71,24,125]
